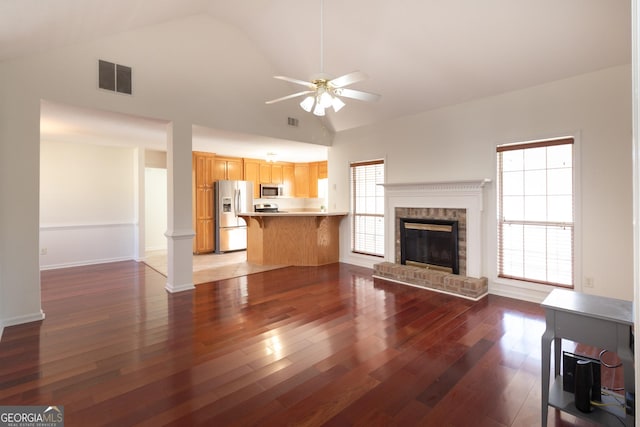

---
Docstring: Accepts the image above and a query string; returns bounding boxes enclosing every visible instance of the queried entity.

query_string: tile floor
[144,249,286,284]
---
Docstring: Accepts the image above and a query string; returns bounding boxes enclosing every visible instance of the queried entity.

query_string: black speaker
[575,359,593,413]
[562,351,601,401]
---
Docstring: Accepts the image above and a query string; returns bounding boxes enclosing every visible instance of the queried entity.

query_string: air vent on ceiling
[287,117,299,127]
[98,59,132,95]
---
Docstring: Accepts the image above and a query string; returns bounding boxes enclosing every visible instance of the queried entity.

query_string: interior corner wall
[145,167,168,251]
[331,64,633,302]
[40,140,136,269]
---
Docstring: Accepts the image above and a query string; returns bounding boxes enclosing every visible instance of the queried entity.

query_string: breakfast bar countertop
[239,211,348,217]
[239,211,348,266]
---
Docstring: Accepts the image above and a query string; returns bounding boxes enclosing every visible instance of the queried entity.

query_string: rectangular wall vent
[287,117,299,127]
[98,59,132,95]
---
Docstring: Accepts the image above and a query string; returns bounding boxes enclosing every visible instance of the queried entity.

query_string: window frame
[496,137,576,288]
[350,159,385,257]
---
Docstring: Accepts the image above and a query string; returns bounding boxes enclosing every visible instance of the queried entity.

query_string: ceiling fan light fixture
[300,95,315,112]
[331,95,345,112]
[318,89,333,108]
[265,0,380,114]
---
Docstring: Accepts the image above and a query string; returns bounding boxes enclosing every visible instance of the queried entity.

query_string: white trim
[373,274,487,301]
[381,179,491,278]
[40,256,132,271]
[164,229,196,239]
[381,179,491,193]
[2,310,45,328]
[165,282,195,293]
[489,277,556,303]
[342,251,382,269]
[40,221,136,231]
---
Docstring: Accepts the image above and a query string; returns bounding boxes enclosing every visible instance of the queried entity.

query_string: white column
[0,94,44,328]
[165,121,194,293]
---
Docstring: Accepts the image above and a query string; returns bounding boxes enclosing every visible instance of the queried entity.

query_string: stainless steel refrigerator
[214,180,253,253]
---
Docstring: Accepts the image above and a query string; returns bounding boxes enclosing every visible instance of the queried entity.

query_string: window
[497,138,574,287]
[350,160,385,256]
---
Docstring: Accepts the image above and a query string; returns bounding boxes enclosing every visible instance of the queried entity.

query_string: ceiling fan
[265,0,381,116]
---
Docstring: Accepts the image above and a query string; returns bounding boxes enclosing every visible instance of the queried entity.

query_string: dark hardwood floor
[0,261,621,426]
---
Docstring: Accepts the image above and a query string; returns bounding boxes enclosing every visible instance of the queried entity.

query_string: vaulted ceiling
[1,0,631,159]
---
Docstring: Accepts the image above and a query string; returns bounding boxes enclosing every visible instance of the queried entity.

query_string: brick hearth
[373,262,488,301]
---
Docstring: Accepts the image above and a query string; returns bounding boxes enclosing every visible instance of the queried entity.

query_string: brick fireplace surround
[373,180,490,301]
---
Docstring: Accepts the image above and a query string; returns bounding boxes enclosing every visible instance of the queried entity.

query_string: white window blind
[497,138,574,287]
[351,160,385,256]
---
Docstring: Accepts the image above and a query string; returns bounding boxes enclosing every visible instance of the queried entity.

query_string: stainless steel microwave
[260,184,284,198]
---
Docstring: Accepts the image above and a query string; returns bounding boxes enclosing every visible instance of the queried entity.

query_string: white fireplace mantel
[381,179,491,278]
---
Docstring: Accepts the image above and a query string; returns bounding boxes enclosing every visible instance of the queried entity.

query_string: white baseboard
[40,256,132,271]
[2,310,45,329]
[489,281,551,303]
[165,282,195,293]
[341,253,380,269]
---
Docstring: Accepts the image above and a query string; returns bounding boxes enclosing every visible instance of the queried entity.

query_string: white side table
[541,289,634,426]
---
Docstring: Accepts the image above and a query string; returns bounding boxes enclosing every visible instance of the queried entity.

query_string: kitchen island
[238,211,348,266]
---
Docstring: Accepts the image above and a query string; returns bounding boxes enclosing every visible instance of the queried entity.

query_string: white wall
[145,167,167,251]
[0,13,332,328]
[331,65,633,302]
[40,140,136,268]
[0,10,633,330]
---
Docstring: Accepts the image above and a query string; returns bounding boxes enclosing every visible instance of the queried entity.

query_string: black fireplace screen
[399,218,459,274]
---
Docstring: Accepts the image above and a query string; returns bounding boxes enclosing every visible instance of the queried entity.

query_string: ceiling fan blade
[334,87,381,102]
[273,75,316,89]
[265,90,314,104]
[329,71,368,88]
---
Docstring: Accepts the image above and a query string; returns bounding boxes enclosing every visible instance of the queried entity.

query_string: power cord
[595,350,631,423]
[599,349,623,368]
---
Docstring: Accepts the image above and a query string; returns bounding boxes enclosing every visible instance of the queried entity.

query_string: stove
[254,203,280,213]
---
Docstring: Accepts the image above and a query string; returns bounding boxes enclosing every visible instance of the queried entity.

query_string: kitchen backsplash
[253,197,326,212]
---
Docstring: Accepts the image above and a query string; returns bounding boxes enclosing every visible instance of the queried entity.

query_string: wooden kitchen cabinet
[259,163,272,184]
[243,158,261,198]
[271,164,283,184]
[192,151,216,254]
[308,162,319,198]
[283,164,295,196]
[244,158,327,199]
[194,218,213,253]
[318,161,328,179]
[294,163,310,198]
[194,152,216,186]
[214,156,243,181]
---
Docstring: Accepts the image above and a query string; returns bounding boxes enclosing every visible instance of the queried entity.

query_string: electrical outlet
[40,248,47,255]
[584,277,594,288]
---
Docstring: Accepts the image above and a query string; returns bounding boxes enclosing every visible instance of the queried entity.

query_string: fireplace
[399,218,459,274]
[373,180,490,300]
[395,207,467,276]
